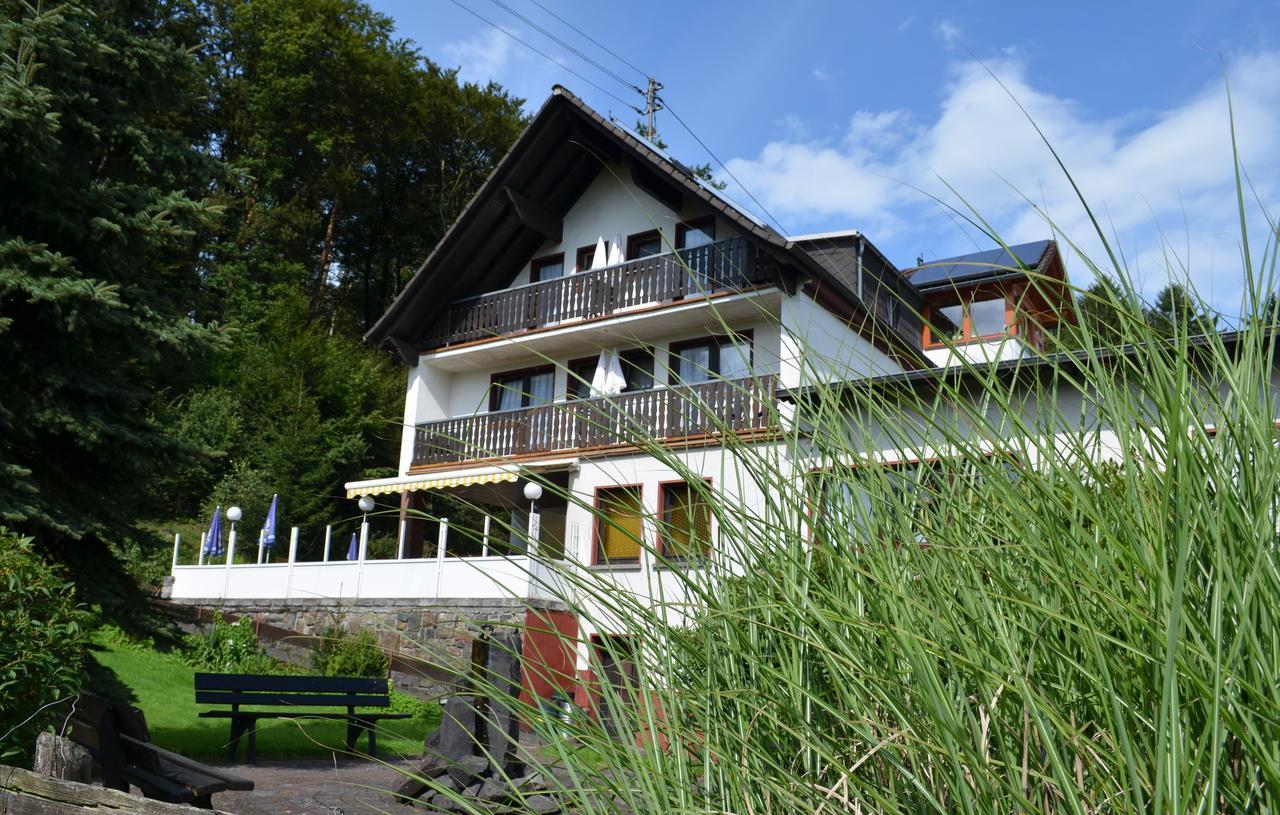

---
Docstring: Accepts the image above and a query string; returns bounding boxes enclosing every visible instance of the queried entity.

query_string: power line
[659,98,788,236]
[484,0,643,95]
[445,0,645,115]
[522,0,650,82]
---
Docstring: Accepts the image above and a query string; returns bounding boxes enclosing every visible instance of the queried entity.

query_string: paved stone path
[207,757,420,815]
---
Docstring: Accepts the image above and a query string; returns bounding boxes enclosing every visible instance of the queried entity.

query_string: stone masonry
[168,597,569,699]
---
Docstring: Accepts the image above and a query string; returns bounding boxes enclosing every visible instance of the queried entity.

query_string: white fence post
[222,526,237,599]
[257,529,265,564]
[198,531,206,566]
[397,517,407,560]
[434,518,448,598]
[481,515,491,557]
[356,519,369,598]
[323,525,332,562]
[285,527,299,600]
[171,533,181,574]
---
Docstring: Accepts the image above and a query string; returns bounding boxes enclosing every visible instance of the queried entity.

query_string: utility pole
[644,77,663,137]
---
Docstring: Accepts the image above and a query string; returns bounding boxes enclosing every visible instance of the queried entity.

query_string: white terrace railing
[165,520,569,603]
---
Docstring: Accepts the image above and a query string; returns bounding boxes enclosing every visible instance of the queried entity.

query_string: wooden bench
[69,692,253,809]
[194,673,411,762]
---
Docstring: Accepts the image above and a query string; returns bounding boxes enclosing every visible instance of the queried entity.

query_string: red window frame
[591,484,645,566]
[656,478,714,561]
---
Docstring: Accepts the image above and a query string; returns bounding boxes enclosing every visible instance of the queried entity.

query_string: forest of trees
[0,0,526,585]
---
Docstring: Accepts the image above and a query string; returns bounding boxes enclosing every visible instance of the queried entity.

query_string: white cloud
[442,28,516,85]
[813,67,833,82]
[725,52,1280,313]
[897,15,916,33]
[441,27,559,109]
[935,20,963,47]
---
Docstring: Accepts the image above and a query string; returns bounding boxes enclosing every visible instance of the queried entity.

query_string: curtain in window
[598,487,643,562]
[663,483,711,559]
[528,371,554,405]
[718,338,752,380]
[675,345,712,384]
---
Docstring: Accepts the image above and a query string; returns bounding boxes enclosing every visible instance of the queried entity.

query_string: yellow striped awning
[345,471,518,499]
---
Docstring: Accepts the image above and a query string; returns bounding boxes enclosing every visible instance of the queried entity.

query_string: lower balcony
[412,375,778,469]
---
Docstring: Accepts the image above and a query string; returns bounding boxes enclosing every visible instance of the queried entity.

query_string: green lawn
[87,634,435,761]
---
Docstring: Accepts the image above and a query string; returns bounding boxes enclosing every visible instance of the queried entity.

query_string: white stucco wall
[506,162,735,287]
[778,294,905,388]
[923,337,1031,367]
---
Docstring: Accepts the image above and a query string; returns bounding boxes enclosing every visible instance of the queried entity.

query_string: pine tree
[0,0,222,545]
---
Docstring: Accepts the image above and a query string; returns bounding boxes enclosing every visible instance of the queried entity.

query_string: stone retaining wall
[167,597,570,699]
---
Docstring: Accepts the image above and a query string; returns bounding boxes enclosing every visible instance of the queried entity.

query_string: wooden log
[0,764,231,813]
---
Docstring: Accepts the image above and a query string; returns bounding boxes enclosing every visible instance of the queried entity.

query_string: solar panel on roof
[908,240,1051,289]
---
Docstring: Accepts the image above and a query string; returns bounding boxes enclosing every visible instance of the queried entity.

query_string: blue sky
[371,0,1280,316]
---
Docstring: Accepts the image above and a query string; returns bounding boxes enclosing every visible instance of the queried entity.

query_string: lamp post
[523,482,543,558]
[357,496,374,561]
[223,505,241,599]
[226,506,242,563]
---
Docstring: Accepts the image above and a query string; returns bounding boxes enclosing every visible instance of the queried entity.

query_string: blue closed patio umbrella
[203,506,224,558]
[261,494,278,549]
[346,532,359,561]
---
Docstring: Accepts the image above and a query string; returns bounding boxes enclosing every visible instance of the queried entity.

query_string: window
[669,333,753,384]
[594,485,644,565]
[626,230,663,260]
[489,366,555,411]
[567,356,596,400]
[968,297,1006,337]
[659,481,712,560]
[567,348,655,399]
[924,291,1011,346]
[530,253,565,283]
[575,244,599,272]
[676,218,717,293]
[676,218,715,250]
[619,347,655,391]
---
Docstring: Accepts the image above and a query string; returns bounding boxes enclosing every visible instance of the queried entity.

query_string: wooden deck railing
[412,375,777,467]
[426,237,774,349]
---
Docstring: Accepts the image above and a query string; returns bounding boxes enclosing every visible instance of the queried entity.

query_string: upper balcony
[423,236,776,351]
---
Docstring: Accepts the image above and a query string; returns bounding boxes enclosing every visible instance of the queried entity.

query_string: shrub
[311,627,388,677]
[0,529,89,762]
[184,612,277,674]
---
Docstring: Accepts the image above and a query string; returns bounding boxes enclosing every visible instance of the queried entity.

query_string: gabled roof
[366,86,795,350]
[906,240,1054,292]
[365,86,931,367]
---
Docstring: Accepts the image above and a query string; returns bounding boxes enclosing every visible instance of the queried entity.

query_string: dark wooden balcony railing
[427,236,774,349]
[412,375,777,467]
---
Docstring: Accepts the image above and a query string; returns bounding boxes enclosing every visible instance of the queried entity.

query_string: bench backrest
[194,673,391,708]
[70,693,161,789]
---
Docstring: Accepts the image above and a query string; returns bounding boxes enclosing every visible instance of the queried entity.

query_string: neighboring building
[165,87,1081,707]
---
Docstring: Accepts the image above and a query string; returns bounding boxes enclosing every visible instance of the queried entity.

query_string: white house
[167,86,1109,708]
